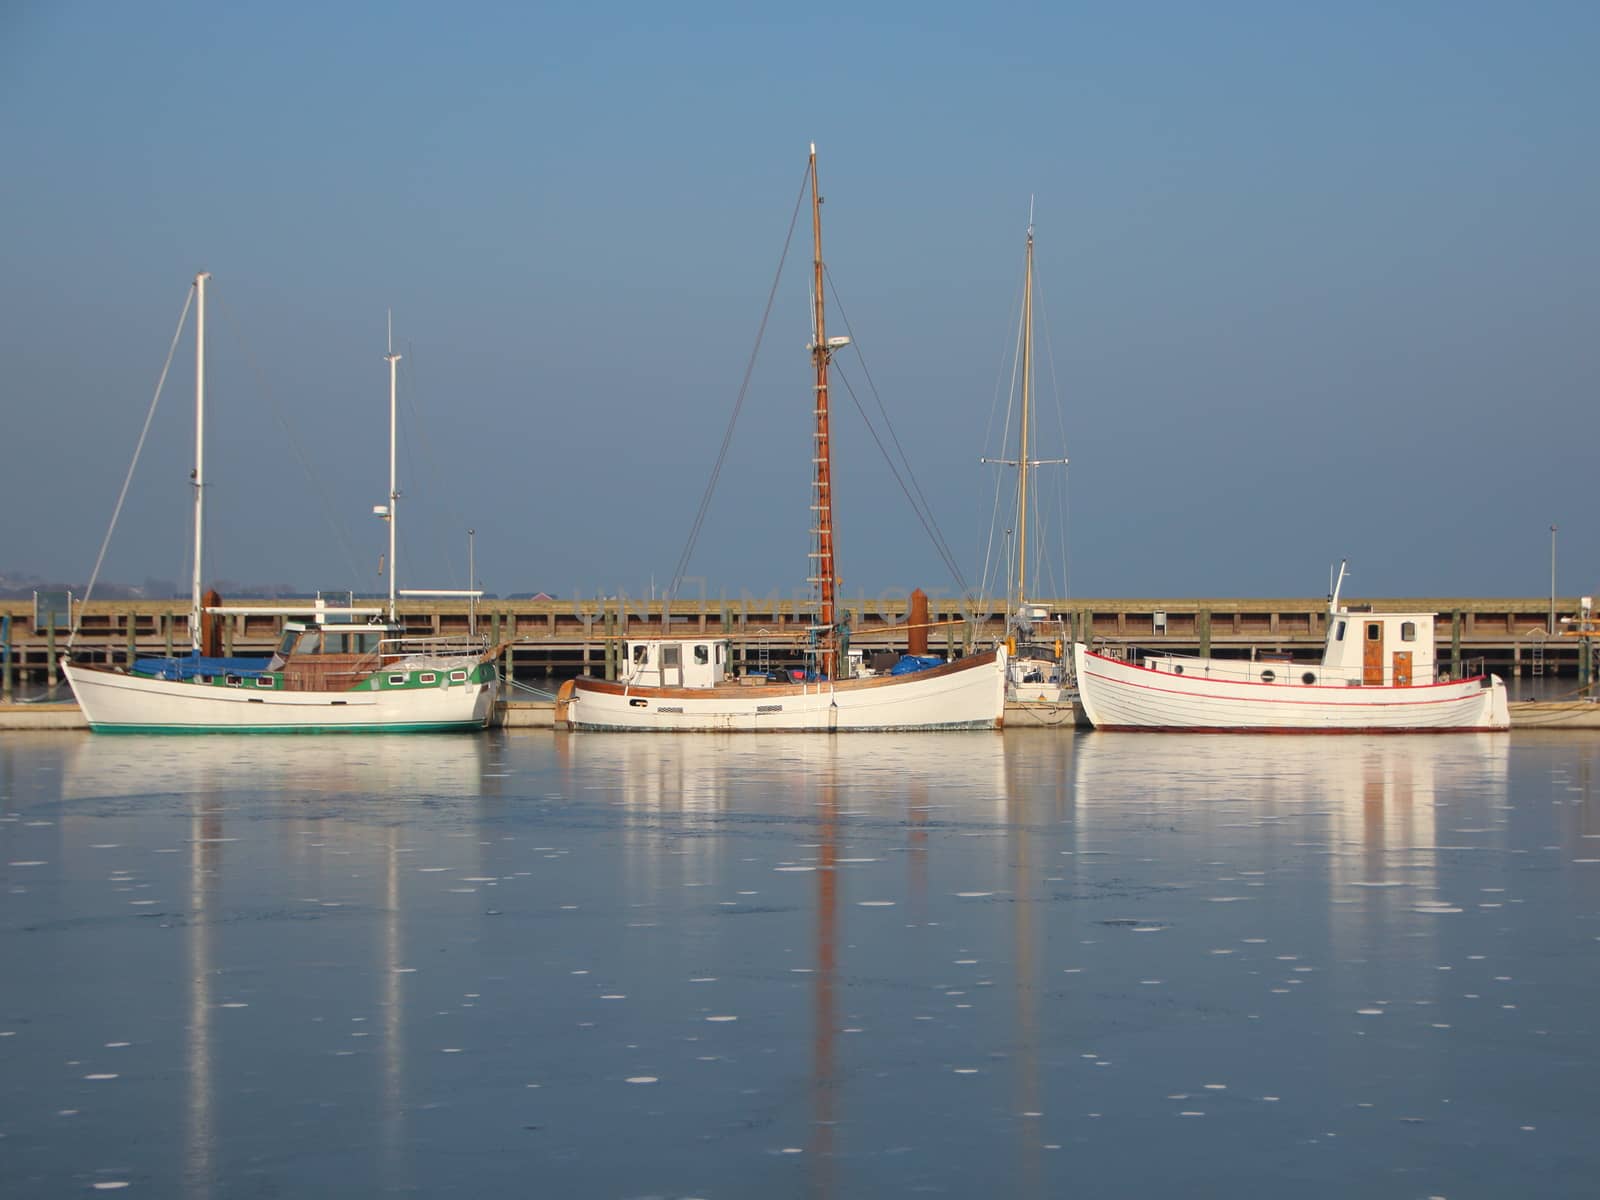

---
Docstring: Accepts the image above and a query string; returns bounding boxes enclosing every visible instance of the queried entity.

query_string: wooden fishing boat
[562,148,1007,732]
[1073,563,1509,732]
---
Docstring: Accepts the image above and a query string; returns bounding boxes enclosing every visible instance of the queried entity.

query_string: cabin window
[226,675,241,686]
[419,672,436,684]
[1401,622,1417,642]
[277,630,298,656]
[1366,623,1381,641]
[388,673,407,686]
[693,644,710,665]
[449,670,467,682]
[256,676,274,687]
[662,646,681,668]
[1301,671,1317,685]
[632,645,648,664]
[716,644,726,664]
[354,632,381,655]
[295,631,321,656]
[324,633,350,655]
[1335,620,1347,642]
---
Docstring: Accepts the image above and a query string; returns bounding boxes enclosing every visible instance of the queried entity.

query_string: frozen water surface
[1,729,1598,1197]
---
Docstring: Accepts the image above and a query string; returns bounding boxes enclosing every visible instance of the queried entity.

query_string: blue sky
[2,2,1596,601]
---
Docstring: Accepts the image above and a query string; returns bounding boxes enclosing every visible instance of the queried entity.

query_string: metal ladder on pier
[1531,631,1546,677]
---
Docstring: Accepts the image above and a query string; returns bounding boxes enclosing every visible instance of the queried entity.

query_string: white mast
[385,311,401,624]
[1329,559,1349,615]
[190,271,210,653]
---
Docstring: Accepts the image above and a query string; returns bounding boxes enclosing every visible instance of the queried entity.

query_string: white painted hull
[62,662,495,732]
[565,649,1006,731]
[1073,644,1509,732]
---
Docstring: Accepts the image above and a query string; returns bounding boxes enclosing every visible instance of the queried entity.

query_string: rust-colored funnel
[908,588,929,657]
[200,588,223,657]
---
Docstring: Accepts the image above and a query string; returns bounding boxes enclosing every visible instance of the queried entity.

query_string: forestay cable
[666,164,811,603]
[70,286,194,648]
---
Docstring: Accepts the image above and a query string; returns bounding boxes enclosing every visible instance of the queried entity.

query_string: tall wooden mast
[809,144,839,679]
[1016,215,1034,616]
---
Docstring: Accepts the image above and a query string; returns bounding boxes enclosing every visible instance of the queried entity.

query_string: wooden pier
[2,594,1593,698]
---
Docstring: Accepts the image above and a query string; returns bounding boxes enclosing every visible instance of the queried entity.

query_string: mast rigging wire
[823,273,974,598]
[70,285,195,649]
[665,164,812,604]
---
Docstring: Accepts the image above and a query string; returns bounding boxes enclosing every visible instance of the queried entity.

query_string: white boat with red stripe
[1072,562,1509,733]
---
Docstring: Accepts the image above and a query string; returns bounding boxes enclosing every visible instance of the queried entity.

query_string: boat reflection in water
[62,732,494,805]
[58,733,495,1199]
[14,725,1590,1199]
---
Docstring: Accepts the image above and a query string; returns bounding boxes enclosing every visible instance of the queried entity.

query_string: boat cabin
[263,620,402,691]
[1320,609,1440,686]
[1141,608,1450,688]
[620,638,733,688]
[267,621,396,667]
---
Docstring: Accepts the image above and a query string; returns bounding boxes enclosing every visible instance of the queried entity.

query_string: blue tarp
[132,654,273,681]
[888,654,945,676]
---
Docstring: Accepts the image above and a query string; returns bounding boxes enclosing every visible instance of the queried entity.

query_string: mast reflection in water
[2,728,1597,1198]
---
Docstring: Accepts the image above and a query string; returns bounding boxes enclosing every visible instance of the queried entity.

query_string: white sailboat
[981,207,1070,704]
[560,147,1007,732]
[62,274,498,733]
[1072,562,1510,732]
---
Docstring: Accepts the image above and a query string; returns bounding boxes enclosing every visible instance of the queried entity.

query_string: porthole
[1301,671,1317,685]
[449,670,467,683]
[256,675,273,687]
[1260,669,1277,683]
[388,674,407,686]
[419,672,437,684]
[1173,664,1184,675]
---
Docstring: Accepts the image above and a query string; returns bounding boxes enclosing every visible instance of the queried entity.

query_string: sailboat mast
[1016,215,1034,616]
[190,270,210,654]
[386,312,401,624]
[809,144,838,678]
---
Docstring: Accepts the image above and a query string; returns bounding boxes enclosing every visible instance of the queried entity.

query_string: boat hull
[1072,644,1510,732]
[62,662,496,733]
[564,649,1007,732]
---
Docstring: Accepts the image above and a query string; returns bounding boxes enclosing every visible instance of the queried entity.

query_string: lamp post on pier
[468,528,477,638]
[1550,523,1558,636]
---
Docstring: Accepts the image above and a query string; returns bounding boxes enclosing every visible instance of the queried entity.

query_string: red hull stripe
[1093,725,1500,735]
[1081,665,1486,710]
[1081,651,1484,693]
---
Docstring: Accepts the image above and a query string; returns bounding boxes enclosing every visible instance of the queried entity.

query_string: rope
[823,275,973,597]
[1033,270,1071,600]
[70,285,194,649]
[978,258,1027,609]
[666,164,812,604]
